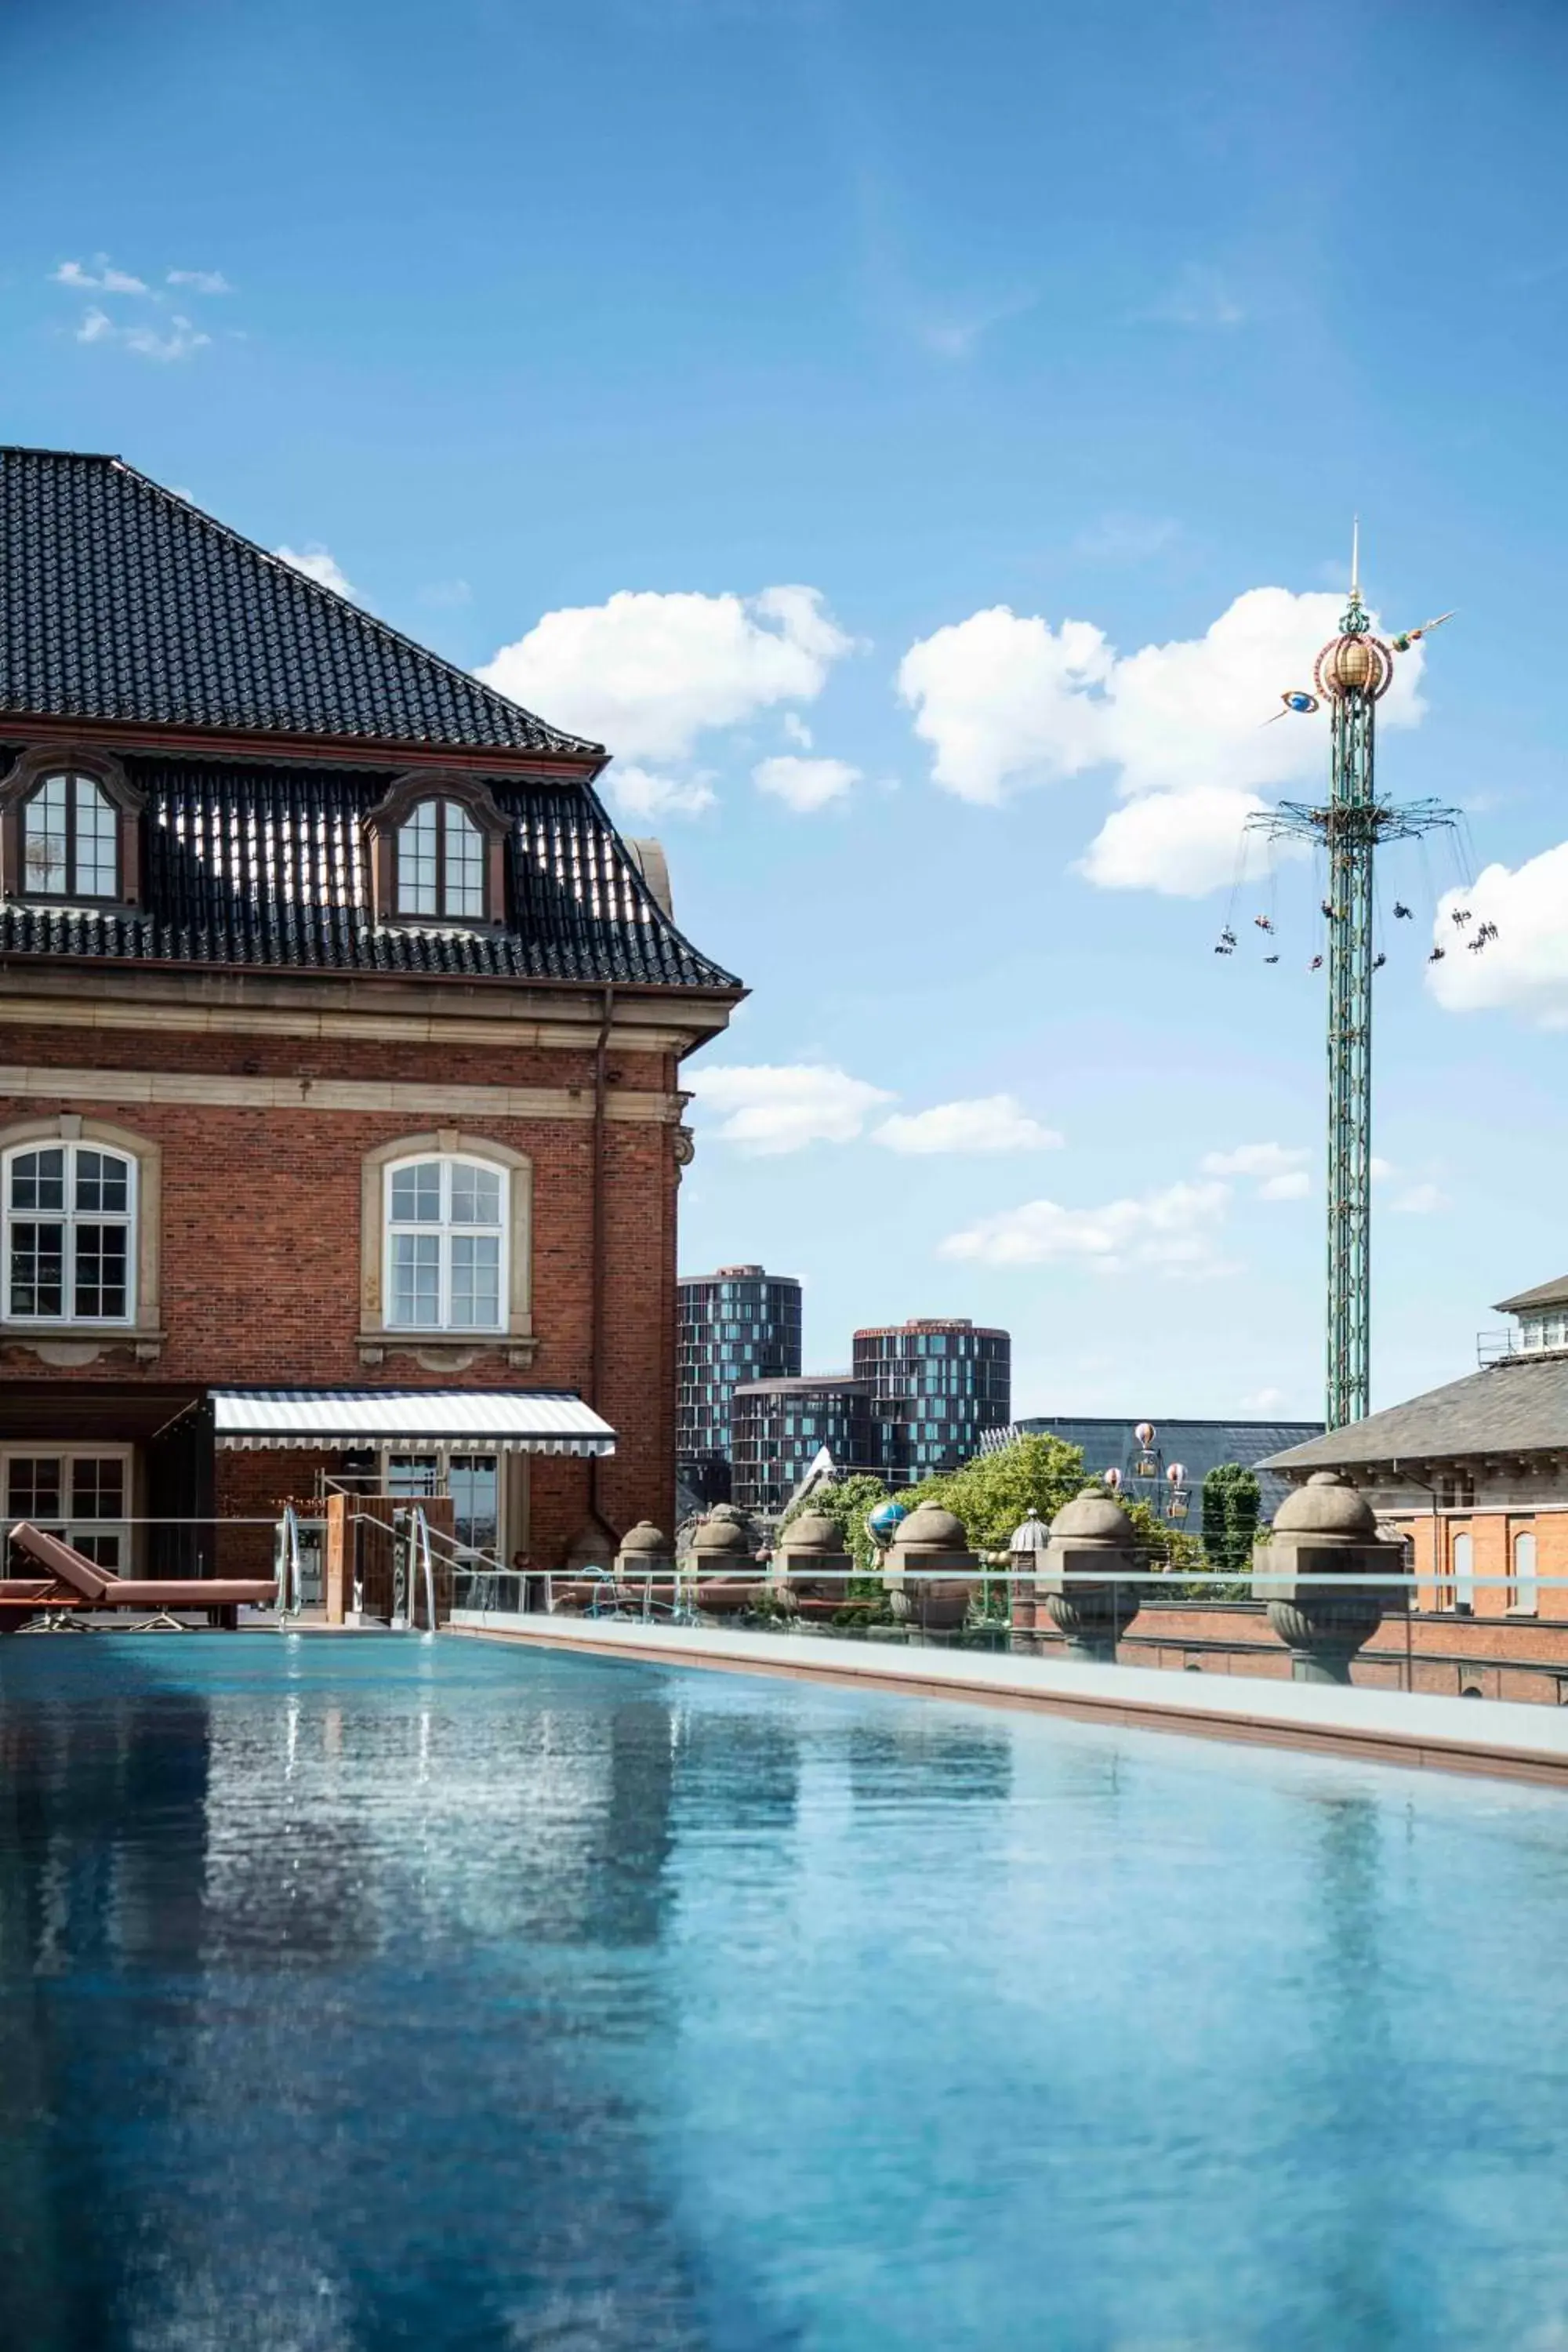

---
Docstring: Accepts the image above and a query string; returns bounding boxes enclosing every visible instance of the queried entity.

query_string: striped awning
[212,1388,616,1457]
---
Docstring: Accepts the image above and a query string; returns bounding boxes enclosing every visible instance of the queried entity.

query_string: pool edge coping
[445,1618,1568,1790]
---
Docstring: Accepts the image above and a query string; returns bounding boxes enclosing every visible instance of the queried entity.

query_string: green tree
[1201,1463,1261,1580]
[902,1433,1088,1553]
[778,1472,894,1575]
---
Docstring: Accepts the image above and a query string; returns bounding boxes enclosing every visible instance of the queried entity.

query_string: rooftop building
[677,1265,802,1502]
[730,1373,877,1515]
[852,1319,1011,1485]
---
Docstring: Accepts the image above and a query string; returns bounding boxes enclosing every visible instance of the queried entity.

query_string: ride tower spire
[1254,532,1459,1430]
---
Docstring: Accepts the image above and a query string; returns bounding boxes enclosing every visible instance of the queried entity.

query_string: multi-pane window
[385,1156,505,1330]
[3,1145,134,1322]
[3,1448,130,1570]
[21,773,118,898]
[395,800,486,919]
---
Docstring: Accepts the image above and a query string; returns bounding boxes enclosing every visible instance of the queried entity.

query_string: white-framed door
[2,1444,134,1572]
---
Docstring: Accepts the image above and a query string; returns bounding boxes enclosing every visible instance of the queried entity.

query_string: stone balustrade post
[1034,1491,1143,1664]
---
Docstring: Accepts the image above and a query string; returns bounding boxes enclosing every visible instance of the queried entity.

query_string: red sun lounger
[5,1523,279,1617]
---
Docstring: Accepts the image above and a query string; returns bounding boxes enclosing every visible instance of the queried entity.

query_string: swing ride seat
[5,1523,279,1621]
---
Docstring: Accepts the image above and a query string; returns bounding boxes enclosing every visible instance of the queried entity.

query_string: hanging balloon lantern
[1134,1421,1155,1448]
[1167,1463,1186,1486]
[1103,1467,1123,1492]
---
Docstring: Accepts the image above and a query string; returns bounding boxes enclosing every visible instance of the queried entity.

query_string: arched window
[2,1142,136,1322]
[384,1155,506,1330]
[396,800,485,919]
[1512,1529,1538,1616]
[21,771,120,898]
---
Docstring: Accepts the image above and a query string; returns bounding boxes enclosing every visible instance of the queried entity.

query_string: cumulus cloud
[54,256,147,294]
[1392,1181,1446,1215]
[753,754,860,813]
[939,1178,1232,1276]
[686,1064,894,1155]
[1427,849,1568,1027]
[1201,1142,1310,1200]
[604,764,715,822]
[898,586,1427,896]
[873,1094,1062,1155]
[478,585,855,762]
[122,315,211,361]
[167,268,232,294]
[274,544,357,598]
[76,308,114,345]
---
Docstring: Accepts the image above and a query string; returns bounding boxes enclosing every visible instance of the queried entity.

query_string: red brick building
[0,447,742,1578]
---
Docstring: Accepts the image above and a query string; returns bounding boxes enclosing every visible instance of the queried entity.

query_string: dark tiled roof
[1494,1273,1568,1315]
[1261,1356,1568,1471]
[0,756,739,989]
[0,445,600,756]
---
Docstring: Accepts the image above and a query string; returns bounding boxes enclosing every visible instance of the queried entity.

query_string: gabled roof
[0,756,740,989]
[1494,1273,1568,1316]
[0,445,600,757]
[1261,1354,1568,1472]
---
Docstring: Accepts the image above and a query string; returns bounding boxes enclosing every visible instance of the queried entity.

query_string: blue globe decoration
[866,1500,907,1552]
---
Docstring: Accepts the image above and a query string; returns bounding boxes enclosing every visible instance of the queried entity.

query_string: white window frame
[1511,1529,1539,1617]
[2,1140,137,1325]
[383,1153,509,1333]
[2,1443,134,1572]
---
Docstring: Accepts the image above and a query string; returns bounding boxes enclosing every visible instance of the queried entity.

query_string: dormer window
[397,799,485,919]
[363,771,509,927]
[23,772,119,898]
[1,748,143,906]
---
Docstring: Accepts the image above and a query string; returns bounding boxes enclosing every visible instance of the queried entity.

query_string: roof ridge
[96,455,604,761]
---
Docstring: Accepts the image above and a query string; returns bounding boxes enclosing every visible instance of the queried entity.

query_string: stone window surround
[0,1111,164,1366]
[361,771,510,930]
[0,744,147,909]
[358,1128,535,1370]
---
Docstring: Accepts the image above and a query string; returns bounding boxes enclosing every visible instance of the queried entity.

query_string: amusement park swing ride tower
[1246,530,1467,1432]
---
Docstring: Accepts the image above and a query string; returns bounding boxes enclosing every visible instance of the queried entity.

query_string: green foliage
[1201,1463,1262,1579]
[902,1434,1088,1554]
[778,1472,892,1575]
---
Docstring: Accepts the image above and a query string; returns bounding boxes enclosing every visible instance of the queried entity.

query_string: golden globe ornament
[1314,630,1392,701]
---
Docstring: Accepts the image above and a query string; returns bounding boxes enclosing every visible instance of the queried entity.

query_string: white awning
[212,1388,616,1457]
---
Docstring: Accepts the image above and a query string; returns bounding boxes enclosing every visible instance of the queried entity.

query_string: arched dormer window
[397,798,485,918]
[363,772,509,927]
[1,748,144,906]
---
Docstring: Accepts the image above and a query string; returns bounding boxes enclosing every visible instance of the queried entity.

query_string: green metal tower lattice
[1254,537,1457,1431]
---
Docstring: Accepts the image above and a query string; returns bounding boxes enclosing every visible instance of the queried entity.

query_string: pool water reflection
[2,1633,1566,2350]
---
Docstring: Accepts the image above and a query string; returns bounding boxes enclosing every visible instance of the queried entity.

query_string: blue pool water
[2,1635,1567,2350]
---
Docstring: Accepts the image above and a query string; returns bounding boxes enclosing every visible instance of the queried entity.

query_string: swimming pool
[2,1632,1566,2350]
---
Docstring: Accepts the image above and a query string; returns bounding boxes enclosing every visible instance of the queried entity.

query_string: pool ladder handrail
[274,1504,304,1624]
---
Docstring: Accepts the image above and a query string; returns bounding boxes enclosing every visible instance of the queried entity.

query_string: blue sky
[6,0,1568,1421]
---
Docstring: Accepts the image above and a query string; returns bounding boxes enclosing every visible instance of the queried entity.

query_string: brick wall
[1,1018,684,1567]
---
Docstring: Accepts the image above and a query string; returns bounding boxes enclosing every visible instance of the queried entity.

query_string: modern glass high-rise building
[677,1265,803,1501]
[851,1319,1011,1485]
[730,1374,877,1515]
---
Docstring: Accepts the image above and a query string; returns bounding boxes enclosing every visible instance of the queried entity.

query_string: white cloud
[1392,1181,1446,1215]
[478,585,855,762]
[687,1063,894,1155]
[1427,849,1568,1027]
[167,268,232,294]
[940,1178,1232,1276]
[122,315,211,362]
[76,308,114,345]
[1370,1156,1396,1183]
[273,544,357,598]
[1142,266,1245,328]
[1259,1170,1311,1201]
[781,713,814,749]
[1078,784,1284,897]
[54,257,148,294]
[899,584,1427,896]
[873,1094,1062,1156]
[753,754,860,813]
[604,764,715,822]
